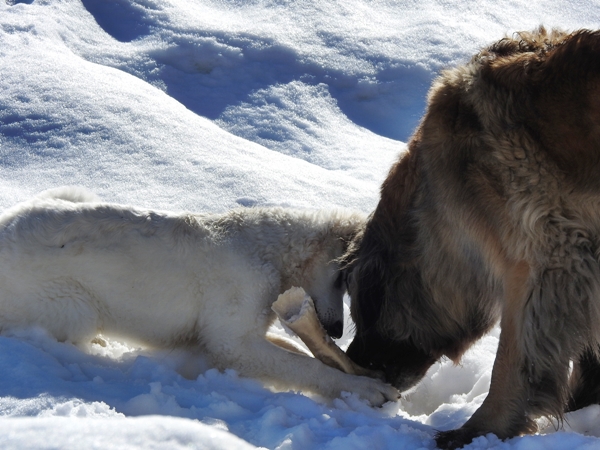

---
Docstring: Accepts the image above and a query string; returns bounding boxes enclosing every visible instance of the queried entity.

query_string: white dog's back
[0,189,215,345]
[0,188,358,346]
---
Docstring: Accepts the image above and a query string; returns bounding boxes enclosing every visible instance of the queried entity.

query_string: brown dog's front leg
[436,261,536,449]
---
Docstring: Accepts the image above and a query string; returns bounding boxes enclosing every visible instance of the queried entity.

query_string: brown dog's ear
[338,225,364,270]
[350,147,422,334]
[349,223,392,333]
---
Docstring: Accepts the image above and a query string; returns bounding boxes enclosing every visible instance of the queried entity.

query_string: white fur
[0,187,396,405]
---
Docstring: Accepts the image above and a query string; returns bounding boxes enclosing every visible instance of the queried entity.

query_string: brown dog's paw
[434,428,481,450]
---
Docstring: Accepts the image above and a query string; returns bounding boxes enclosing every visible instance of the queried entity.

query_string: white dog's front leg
[214,337,398,406]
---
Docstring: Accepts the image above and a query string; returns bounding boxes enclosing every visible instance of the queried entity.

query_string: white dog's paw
[341,375,400,407]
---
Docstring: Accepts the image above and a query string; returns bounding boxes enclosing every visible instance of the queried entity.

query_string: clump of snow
[2,0,600,448]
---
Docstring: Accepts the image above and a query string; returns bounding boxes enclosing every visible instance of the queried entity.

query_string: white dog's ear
[337,224,364,269]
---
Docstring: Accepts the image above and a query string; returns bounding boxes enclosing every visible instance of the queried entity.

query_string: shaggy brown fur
[345,27,600,448]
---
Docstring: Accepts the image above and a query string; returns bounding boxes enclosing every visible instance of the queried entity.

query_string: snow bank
[2,0,600,448]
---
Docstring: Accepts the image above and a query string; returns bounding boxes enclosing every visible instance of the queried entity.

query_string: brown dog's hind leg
[438,246,600,449]
[568,348,600,412]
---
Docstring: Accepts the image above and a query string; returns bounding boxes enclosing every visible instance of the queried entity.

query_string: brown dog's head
[346,148,440,391]
[344,205,440,392]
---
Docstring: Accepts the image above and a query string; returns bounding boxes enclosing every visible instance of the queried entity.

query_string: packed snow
[1,0,600,448]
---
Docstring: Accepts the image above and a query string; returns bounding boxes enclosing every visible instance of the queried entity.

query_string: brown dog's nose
[326,320,343,339]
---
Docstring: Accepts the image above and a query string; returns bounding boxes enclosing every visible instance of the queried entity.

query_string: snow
[0,0,599,448]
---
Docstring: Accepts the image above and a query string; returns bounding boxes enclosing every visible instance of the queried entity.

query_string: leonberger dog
[345,27,600,448]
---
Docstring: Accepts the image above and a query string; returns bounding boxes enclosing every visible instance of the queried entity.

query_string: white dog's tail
[34,186,100,204]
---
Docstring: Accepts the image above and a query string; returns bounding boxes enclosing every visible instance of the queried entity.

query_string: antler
[272,287,383,379]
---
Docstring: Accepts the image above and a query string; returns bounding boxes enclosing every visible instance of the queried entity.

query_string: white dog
[0,187,396,405]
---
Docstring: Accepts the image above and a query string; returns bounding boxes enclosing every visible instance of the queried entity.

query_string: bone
[272,286,382,379]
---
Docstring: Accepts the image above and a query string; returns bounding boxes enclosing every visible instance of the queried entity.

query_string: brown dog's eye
[333,271,344,290]
[345,271,353,292]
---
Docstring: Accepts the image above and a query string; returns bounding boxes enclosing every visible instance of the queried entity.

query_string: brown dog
[345,27,600,448]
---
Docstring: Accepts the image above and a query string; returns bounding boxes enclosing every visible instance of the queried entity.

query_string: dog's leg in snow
[568,347,600,412]
[438,237,600,448]
[200,286,397,407]
[220,336,398,406]
[436,261,537,449]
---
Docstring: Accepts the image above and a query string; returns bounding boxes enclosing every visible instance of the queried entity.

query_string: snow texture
[1,0,600,448]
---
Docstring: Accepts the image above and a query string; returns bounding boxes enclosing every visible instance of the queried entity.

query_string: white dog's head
[302,239,348,339]
[280,209,364,340]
